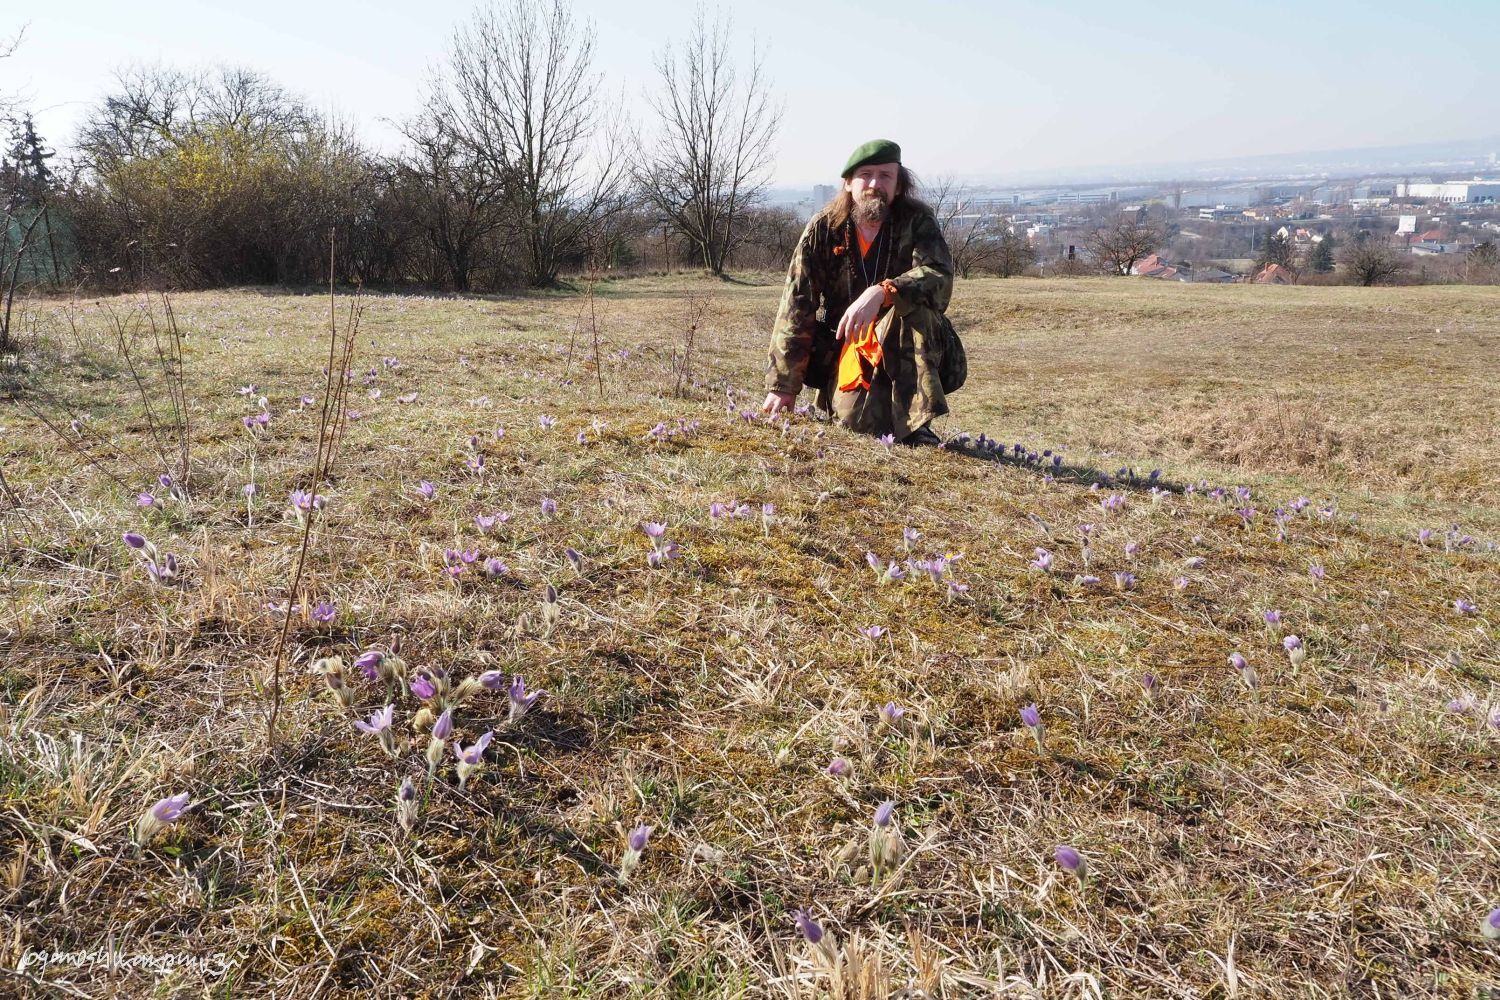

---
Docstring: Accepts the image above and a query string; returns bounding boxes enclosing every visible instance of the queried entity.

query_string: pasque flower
[619,823,653,881]
[453,730,493,788]
[134,791,190,847]
[355,704,399,756]
[507,676,544,724]
[1020,703,1045,751]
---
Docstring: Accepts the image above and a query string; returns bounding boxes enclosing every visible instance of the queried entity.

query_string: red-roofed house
[1252,263,1297,285]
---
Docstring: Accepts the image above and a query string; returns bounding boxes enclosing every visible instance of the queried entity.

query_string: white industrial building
[1396,179,1500,204]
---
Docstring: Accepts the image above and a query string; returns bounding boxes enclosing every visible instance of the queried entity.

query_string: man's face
[845,162,899,225]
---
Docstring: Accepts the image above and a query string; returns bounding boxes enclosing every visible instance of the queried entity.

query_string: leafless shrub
[634,6,781,275]
[1086,220,1164,275]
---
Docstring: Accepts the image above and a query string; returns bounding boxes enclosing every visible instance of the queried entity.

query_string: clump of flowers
[642,522,680,567]
[1283,635,1307,667]
[289,489,327,527]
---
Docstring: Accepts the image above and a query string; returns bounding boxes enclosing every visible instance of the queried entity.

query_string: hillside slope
[2,276,1497,998]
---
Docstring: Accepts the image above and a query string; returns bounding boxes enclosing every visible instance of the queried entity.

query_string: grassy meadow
[1,273,1497,998]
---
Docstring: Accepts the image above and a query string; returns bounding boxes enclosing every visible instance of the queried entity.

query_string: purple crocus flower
[355,704,395,735]
[123,531,148,550]
[151,792,191,824]
[1020,703,1041,729]
[879,702,905,726]
[354,650,384,680]
[878,433,895,449]
[416,480,436,501]
[311,601,336,623]
[1308,563,1326,581]
[826,758,850,777]
[410,674,436,699]
[1030,548,1054,572]
[1141,673,1158,696]
[1114,571,1136,591]
[1454,598,1478,615]
[541,497,558,516]
[564,547,583,572]
[538,414,557,430]
[1229,652,1248,671]
[865,551,881,572]
[508,676,544,722]
[483,557,509,578]
[793,908,824,945]
[1484,907,1500,940]
[861,625,887,640]
[627,823,652,853]
[137,492,156,507]
[1054,845,1084,875]
[1173,576,1191,590]
[1283,635,1303,652]
[1263,610,1282,627]
[431,708,453,741]
[642,522,667,539]
[873,801,896,827]
[455,729,493,765]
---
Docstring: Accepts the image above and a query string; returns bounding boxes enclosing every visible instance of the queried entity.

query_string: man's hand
[837,284,887,340]
[761,391,795,414]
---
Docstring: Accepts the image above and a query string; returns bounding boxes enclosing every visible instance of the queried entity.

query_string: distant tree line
[0,1,786,294]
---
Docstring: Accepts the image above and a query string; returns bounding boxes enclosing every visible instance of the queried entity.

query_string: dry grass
[1,274,1497,998]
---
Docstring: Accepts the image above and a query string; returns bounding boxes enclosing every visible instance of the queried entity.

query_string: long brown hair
[821,166,925,228]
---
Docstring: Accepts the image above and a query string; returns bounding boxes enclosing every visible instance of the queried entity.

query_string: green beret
[841,139,901,178]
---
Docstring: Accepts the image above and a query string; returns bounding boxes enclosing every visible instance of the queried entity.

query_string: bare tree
[1465,240,1498,284]
[929,177,998,278]
[634,7,780,275]
[995,228,1036,278]
[1338,232,1404,286]
[0,24,25,120]
[76,64,315,173]
[1086,219,1164,275]
[435,0,627,286]
[396,107,510,291]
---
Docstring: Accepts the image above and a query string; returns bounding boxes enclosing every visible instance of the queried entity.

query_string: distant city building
[1396,180,1500,204]
[812,184,836,206]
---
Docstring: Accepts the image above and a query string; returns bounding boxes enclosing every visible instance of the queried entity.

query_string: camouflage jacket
[765,198,954,396]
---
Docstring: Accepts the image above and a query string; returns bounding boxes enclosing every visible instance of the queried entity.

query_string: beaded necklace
[846,215,889,294]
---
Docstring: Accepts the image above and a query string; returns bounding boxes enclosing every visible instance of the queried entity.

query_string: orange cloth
[839,233,899,392]
[837,320,883,392]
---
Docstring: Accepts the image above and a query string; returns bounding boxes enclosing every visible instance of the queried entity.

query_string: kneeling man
[761,139,965,446]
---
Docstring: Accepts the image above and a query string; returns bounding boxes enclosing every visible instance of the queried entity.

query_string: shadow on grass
[935,434,1189,496]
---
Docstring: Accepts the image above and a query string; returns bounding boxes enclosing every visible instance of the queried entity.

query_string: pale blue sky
[5,0,1497,186]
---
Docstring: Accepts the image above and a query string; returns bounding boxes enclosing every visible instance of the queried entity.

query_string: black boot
[901,425,943,448]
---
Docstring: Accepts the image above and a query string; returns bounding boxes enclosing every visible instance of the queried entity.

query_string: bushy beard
[853,190,889,226]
